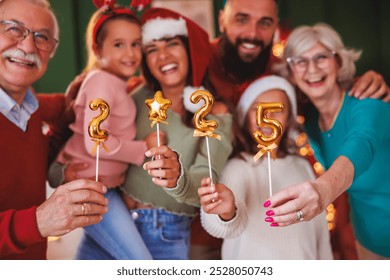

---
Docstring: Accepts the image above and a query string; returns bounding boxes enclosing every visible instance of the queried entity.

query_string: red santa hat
[237,75,298,143]
[141,7,211,87]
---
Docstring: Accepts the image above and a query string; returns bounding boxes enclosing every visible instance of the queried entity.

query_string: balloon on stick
[145,90,172,147]
[88,98,110,182]
[190,90,221,185]
[252,102,284,196]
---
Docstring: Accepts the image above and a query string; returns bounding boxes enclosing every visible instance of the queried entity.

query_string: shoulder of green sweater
[131,85,153,105]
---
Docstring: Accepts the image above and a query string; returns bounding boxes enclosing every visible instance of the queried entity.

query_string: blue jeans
[130,208,192,260]
[75,188,152,260]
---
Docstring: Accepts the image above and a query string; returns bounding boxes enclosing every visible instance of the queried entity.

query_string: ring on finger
[296,210,304,222]
[81,203,86,215]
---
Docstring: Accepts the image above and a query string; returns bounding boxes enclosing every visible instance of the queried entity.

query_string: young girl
[50,4,157,259]
[198,75,333,259]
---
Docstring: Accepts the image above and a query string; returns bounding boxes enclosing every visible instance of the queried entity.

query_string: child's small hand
[63,162,89,183]
[144,131,166,149]
[198,177,236,221]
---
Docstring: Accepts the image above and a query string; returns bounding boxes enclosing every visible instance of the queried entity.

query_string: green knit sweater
[121,86,233,216]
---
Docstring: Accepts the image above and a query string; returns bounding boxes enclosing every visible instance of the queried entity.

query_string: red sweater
[0,94,65,259]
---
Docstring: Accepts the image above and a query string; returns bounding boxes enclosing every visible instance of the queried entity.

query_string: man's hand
[36,179,108,237]
[350,70,390,102]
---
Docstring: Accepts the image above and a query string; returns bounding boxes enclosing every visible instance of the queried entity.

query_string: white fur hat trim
[237,75,297,126]
[142,17,188,45]
[183,86,206,113]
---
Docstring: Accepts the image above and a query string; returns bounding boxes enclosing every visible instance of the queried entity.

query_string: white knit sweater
[201,153,333,260]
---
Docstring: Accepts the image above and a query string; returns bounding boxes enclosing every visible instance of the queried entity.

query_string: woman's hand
[264,156,354,227]
[144,130,166,149]
[198,177,236,221]
[143,145,180,188]
[262,180,327,227]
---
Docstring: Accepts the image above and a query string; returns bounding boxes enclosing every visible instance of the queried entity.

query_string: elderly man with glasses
[0,0,108,260]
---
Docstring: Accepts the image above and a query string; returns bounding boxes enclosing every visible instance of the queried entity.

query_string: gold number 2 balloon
[88,98,110,156]
[190,90,221,140]
[252,102,284,161]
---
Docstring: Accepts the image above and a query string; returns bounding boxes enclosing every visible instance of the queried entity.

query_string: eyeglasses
[0,20,58,52]
[286,50,336,73]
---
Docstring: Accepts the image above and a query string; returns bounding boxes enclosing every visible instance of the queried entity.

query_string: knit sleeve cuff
[200,199,247,239]
[12,206,46,249]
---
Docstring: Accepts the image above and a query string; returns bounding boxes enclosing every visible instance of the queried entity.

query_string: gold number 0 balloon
[252,102,284,147]
[190,90,220,139]
[88,98,110,140]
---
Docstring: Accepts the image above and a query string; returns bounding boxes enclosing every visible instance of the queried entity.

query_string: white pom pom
[183,86,205,113]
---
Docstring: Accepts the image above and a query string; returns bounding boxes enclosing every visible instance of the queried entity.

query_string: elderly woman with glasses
[263,22,390,259]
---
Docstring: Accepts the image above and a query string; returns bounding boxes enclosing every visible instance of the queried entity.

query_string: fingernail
[145,150,151,157]
[270,222,279,227]
[142,163,147,170]
[263,200,271,208]
[266,210,274,216]
[265,217,274,222]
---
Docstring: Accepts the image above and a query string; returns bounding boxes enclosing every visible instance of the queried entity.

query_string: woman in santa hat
[115,7,234,260]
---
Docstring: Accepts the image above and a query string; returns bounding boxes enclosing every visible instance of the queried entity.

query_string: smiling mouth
[7,57,36,68]
[122,61,136,67]
[306,77,325,85]
[259,127,274,137]
[241,42,258,50]
[160,63,177,73]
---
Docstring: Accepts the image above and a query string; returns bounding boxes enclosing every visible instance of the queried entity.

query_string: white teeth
[308,78,322,83]
[161,63,176,72]
[8,57,34,67]
[242,42,256,49]
[123,62,134,66]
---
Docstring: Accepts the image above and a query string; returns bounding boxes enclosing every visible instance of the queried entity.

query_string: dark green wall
[34,0,390,93]
[279,0,389,85]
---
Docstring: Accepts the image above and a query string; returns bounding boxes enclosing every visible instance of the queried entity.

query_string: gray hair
[274,22,361,90]
[0,0,60,56]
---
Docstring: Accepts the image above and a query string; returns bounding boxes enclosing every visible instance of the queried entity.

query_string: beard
[219,33,272,82]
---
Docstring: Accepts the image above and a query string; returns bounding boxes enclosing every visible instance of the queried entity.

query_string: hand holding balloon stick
[145,91,172,148]
[88,98,110,182]
[190,90,221,186]
[252,102,284,196]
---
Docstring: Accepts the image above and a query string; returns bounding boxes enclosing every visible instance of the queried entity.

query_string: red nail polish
[263,200,271,208]
[270,222,279,227]
[266,210,274,216]
[265,217,274,222]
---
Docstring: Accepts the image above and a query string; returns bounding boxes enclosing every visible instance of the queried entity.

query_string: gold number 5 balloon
[88,98,110,156]
[252,102,284,161]
[190,90,221,140]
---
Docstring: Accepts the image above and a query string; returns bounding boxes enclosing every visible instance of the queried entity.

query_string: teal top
[121,86,233,217]
[306,93,390,257]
